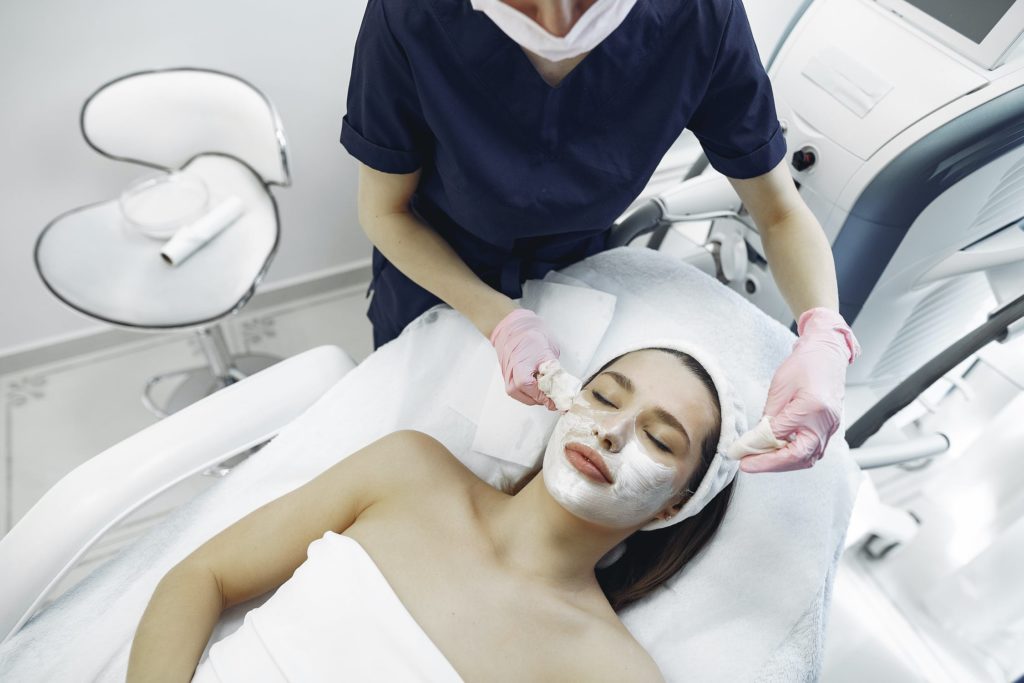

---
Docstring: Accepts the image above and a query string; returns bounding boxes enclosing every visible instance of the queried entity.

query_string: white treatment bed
[0,247,861,682]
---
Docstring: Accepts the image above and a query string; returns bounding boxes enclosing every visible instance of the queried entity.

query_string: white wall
[0,0,372,355]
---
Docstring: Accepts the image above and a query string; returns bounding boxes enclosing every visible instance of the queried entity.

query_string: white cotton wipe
[536,360,581,412]
[727,416,786,460]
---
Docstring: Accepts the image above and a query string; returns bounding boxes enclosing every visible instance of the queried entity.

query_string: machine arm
[847,290,1024,447]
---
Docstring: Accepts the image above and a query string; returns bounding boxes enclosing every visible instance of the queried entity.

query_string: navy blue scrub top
[341,0,787,348]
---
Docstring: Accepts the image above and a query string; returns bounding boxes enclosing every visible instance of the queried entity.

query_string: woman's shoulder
[369,429,488,495]
[350,430,500,541]
[372,428,462,465]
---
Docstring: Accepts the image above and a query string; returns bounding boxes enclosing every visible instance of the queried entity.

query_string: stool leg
[142,325,281,418]
[196,325,236,382]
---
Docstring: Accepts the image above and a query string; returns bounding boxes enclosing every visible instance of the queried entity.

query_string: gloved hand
[740,307,861,473]
[489,308,560,410]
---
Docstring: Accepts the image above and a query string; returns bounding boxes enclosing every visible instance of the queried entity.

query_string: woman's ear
[653,493,688,521]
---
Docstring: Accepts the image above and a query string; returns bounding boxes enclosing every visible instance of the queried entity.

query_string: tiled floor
[0,284,374,599]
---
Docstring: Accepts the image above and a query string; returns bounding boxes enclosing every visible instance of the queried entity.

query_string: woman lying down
[128,341,750,682]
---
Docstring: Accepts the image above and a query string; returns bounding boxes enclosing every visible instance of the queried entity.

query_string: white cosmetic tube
[160,196,245,266]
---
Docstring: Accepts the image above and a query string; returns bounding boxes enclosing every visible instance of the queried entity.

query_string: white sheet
[0,248,860,682]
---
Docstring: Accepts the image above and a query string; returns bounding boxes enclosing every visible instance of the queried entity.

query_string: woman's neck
[501,0,600,37]
[480,473,630,591]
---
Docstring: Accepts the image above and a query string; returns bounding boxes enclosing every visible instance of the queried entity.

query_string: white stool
[34,68,291,417]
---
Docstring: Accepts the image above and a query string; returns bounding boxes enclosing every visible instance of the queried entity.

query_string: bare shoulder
[570,619,666,683]
[365,429,481,494]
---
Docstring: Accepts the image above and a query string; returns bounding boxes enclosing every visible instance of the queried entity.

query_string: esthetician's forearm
[127,564,223,683]
[363,209,518,337]
[757,204,840,318]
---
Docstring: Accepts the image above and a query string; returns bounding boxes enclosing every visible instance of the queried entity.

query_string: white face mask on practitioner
[470,0,638,62]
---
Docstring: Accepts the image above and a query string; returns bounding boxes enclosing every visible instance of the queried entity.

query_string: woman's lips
[564,443,613,484]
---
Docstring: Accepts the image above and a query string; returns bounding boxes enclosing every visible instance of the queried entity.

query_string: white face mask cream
[542,407,679,528]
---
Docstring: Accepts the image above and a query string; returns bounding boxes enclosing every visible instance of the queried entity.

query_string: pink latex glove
[740,307,861,473]
[489,308,559,410]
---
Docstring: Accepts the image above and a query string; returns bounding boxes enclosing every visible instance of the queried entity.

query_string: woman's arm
[727,161,839,317]
[126,430,444,683]
[127,563,223,683]
[357,163,517,338]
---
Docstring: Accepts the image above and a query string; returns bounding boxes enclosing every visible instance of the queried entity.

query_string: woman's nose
[593,415,630,452]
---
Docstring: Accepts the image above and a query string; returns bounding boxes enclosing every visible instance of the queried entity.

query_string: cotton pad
[536,359,582,412]
[727,416,786,460]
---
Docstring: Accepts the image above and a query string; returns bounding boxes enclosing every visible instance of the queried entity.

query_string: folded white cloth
[192,532,462,683]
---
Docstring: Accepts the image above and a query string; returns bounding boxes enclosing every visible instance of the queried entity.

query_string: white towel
[543,249,859,683]
[192,533,461,682]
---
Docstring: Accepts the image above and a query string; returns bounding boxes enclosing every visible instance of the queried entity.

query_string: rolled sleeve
[340,0,431,174]
[341,116,421,174]
[686,0,788,180]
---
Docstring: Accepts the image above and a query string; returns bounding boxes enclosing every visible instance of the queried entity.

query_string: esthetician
[339,0,861,473]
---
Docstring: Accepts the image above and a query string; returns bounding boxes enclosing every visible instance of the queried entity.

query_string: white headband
[581,338,746,531]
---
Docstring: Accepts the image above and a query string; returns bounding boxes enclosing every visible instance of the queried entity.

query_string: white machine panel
[874,0,1024,69]
[770,0,986,161]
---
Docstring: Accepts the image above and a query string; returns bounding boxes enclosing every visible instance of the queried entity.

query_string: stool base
[142,353,280,418]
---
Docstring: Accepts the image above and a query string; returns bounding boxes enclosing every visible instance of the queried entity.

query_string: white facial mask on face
[542,409,679,529]
[470,0,638,62]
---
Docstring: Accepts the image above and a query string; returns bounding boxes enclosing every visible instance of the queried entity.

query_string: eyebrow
[602,370,634,393]
[598,371,691,443]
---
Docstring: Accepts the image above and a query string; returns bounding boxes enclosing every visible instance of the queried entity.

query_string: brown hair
[502,348,735,611]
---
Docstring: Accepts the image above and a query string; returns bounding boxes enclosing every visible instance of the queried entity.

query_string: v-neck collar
[520,49,589,91]
[427,0,665,149]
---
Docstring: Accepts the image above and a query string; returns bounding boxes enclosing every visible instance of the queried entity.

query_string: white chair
[34,67,292,417]
[0,345,357,645]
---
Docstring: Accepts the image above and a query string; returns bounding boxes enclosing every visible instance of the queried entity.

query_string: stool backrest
[81,68,290,186]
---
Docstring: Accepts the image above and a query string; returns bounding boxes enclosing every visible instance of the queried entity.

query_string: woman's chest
[344,518,599,681]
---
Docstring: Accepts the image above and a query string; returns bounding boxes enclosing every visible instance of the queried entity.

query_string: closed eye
[591,390,616,408]
[646,431,672,453]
